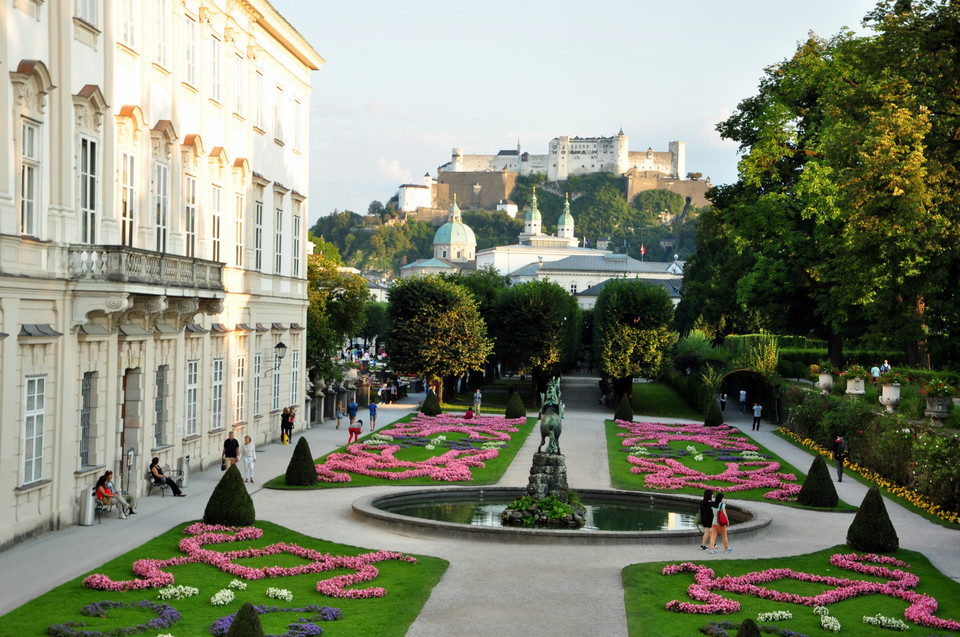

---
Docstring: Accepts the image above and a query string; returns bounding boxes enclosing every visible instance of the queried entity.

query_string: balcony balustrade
[67,245,224,291]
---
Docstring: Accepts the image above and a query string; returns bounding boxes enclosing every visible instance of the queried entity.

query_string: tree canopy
[684,0,960,367]
[488,280,581,392]
[594,279,675,393]
[385,276,493,396]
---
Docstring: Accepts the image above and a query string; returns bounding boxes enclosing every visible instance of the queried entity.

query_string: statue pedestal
[526,452,571,502]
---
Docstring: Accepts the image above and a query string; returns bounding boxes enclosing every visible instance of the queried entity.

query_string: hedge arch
[719,369,779,423]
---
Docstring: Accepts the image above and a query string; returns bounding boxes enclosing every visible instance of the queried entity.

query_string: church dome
[433,197,477,248]
[557,193,574,228]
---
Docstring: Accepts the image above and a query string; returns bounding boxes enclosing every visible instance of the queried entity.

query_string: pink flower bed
[661,552,960,631]
[616,420,801,501]
[315,414,526,483]
[83,523,416,599]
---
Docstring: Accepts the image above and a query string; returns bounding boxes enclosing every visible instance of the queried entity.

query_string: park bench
[146,467,184,497]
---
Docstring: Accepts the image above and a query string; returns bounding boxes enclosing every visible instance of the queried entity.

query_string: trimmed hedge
[504,391,526,419]
[421,390,442,416]
[226,601,264,637]
[614,393,634,422]
[704,397,723,427]
[796,454,839,508]
[203,463,255,526]
[847,486,899,553]
[285,436,318,486]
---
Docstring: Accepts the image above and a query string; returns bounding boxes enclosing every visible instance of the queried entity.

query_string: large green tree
[488,280,581,394]
[707,1,960,367]
[594,279,675,397]
[385,275,493,401]
[306,236,369,379]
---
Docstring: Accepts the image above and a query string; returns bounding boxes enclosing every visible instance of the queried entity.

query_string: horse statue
[537,377,563,455]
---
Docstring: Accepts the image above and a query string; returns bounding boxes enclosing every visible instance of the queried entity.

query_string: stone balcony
[67,245,224,291]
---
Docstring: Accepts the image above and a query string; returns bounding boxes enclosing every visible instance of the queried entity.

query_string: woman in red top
[95,471,133,518]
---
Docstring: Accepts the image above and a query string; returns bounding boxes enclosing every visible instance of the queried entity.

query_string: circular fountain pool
[353,487,772,545]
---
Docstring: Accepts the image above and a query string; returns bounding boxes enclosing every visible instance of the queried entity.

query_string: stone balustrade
[67,246,224,290]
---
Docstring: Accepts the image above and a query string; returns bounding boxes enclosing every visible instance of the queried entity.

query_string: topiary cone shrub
[421,389,442,416]
[704,397,724,427]
[285,436,318,486]
[614,393,634,422]
[796,454,839,507]
[504,391,526,419]
[226,601,264,637]
[204,463,255,526]
[847,486,899,553]
[735,617,762,637]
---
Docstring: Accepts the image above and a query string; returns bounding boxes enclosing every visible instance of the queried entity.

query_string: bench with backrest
[146,467,183,497]
[94,487,117,523]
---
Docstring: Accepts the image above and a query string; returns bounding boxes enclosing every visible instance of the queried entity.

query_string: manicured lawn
[623,546,960,637]
[632,382,703,420]
[605,419,857,511]
[0,520,447,637]
[266,414,537,489]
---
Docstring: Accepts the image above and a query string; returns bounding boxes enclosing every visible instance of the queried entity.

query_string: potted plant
[839,364,869,395]
[877,371,908,413]
[921,379,956,421]
[811,362,836,396]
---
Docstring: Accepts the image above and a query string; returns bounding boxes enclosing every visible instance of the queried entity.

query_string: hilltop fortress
[399,130,711,219]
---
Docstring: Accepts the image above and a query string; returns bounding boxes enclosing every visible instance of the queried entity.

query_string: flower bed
[662,552,960,631]
[614,420,802,501]
[83,523,416,599]
[778,428,960,526]
[314,414,527,484]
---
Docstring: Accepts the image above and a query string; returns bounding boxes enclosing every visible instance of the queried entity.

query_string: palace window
[253,353,261,415]
[254,201,263,270]
[20,120,40,237]
[274,86,283,142]
[254,72,264,130]
[120,152,135,246]
[210,37,222,102]
[211,358,224,430]
[211,185,222,262]
[292,215,301,277]
[154,0,169,67]
[184,175,197,257]
[235,356,245,424]
[183,16,197,86]
[154,365,167,447]
[23,377,45,485]
[77,0,96,26]
[154,163,169,252]
[234,194,244,266]
[80,372,95,466]
[274,208,282,274]
[119,0,137,49]
[185,360,198,437]
[290,350,299,406]
[79,137,97,243]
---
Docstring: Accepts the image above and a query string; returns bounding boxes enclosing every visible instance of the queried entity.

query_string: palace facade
[0,0,322,547]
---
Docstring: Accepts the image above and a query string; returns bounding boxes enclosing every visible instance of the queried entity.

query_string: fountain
[352,378,772,543]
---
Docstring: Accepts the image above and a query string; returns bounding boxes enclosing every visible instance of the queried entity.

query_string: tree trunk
[827,332,844,368]
[906,296,931,369]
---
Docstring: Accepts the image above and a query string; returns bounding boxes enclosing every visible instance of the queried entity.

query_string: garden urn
[924,396,951,422]
[817,373,834,395]
[878,383,901,413]
[845,377,865,396]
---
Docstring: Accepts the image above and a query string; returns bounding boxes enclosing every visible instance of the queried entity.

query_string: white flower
[686,445,697,453]
[228,579,247,590]
[210,589,235,606]
[424,444,435,450]
[757,610,793,622]
[863,613,908,631]
[820,614,841,632]
[157,585,199,600]
[693,454,704,462]
[813,605,830,616]
[265,587,293,601]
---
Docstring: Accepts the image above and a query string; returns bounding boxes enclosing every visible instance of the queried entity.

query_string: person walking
[709,492,732,554]
[240,435,257,483]
[368,401,377,431]
[832,434,849,482]
[719,393,727,413]
[738,389,747,413]
[222,431,240,469]
[751,402,763,431]
[336,400,343,430]
[699,489,714,550]
[348,419,363,444]
[473,388,482,414]
[347,398,359,425]
[280,407,292,444]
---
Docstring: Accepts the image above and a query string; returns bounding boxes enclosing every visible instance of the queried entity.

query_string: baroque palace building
[0,0,322,546]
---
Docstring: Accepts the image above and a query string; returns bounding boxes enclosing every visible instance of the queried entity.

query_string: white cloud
[376,157,411,184]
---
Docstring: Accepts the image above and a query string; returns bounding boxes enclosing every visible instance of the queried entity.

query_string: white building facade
[0,0,322,547]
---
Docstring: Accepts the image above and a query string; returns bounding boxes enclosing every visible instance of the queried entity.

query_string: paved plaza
[0,375,957,636]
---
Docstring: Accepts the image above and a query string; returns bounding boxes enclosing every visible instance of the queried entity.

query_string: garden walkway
[0,376,957,636]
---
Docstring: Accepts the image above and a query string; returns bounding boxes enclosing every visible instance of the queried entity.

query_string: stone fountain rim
[352,486,772,545]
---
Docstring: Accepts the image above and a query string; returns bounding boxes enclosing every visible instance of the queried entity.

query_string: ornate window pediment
[232,157,250,186]
[73,84,108,134]
[181,133,205,172]
[151,120,178,161]
[10,59,55,116]
[115,104,146,149]
[208,146,230,182]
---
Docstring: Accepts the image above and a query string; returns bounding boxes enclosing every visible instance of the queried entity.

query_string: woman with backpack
[698,489,714,550]
[709,491,732,554]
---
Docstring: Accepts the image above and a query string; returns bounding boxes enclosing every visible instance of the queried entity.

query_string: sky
[270,0,880,225]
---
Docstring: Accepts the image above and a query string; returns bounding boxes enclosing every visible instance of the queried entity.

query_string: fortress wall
[437,171,518,210]
[627,150,675,177]
[626,174,712,208]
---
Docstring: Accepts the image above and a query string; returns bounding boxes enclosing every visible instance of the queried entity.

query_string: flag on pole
[584,237,591,247]
[640,243,646,256]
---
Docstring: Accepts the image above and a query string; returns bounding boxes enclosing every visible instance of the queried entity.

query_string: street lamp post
[274,341,287,371]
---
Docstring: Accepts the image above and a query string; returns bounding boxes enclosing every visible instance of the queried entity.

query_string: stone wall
[625,171,712,208]
[437,171,518,210]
